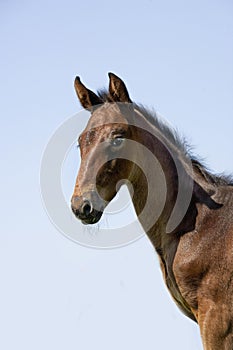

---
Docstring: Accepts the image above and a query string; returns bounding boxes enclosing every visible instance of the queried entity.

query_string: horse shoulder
[173,191,233,321]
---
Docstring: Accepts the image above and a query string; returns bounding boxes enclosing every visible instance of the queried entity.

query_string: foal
[71,73,233,349]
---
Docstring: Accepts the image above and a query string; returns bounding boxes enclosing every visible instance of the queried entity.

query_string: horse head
[71,73,136,224]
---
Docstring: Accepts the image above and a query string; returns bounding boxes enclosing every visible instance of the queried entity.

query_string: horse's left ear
[108,72,132,103]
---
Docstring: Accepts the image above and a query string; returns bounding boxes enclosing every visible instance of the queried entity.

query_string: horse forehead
[88,103,128,128]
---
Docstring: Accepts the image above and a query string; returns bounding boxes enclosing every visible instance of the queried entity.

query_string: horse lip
[81,211,103,225]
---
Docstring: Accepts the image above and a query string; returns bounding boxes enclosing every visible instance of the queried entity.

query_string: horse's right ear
[74,76,103,110]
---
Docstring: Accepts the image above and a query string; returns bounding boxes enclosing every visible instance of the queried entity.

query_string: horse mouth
[80,211,103,225]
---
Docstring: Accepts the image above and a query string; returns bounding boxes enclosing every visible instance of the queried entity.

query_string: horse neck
[128,115,194,247]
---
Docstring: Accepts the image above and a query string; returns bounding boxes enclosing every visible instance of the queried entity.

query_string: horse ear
[108,72,132,103]
[74,76,103,110]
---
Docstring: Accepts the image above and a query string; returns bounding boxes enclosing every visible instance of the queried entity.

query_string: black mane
[97,89,233,187]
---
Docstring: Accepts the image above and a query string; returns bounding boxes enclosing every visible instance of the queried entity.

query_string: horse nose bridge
[73,161,98,198]
[72,183,81,197]
[72,173,94,197]
[78,147,107,183]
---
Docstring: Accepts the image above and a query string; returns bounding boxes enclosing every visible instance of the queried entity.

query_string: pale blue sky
[1,1,233,349]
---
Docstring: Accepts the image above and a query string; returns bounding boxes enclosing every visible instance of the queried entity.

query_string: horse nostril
[81,200,93,217]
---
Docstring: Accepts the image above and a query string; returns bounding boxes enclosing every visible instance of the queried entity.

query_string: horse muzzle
[71,191,105,224]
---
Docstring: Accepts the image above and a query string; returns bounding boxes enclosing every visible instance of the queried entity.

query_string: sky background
[1,1,233,349]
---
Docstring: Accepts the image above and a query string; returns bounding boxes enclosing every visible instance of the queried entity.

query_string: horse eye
[111,137,124,147]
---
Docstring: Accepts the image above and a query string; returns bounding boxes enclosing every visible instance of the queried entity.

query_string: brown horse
[71,73,233,349]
